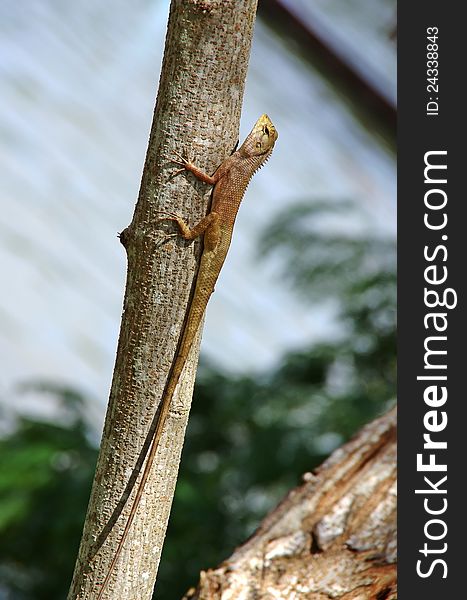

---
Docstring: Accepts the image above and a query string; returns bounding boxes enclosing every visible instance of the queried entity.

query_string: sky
[0,0,395,431]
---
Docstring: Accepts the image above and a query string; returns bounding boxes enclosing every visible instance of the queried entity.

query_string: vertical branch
[68,1,259,598]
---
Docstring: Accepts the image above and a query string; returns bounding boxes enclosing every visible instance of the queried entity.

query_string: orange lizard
[96,114,278,598]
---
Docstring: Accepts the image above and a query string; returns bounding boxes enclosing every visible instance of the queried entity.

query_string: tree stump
[185,407,397,599]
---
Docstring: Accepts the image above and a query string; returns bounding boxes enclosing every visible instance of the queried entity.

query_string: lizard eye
[256,141,261,149]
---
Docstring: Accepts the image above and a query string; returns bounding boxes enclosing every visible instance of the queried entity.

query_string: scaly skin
[96,114,278,598]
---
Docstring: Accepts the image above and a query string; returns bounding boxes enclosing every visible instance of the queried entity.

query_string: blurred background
[0,1,396,598]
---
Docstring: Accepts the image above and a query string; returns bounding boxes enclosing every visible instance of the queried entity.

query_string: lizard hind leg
[155,211,191,241]
[156,210,219,242]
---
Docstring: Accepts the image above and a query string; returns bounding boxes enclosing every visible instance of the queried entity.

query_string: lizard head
[240,114,278,158]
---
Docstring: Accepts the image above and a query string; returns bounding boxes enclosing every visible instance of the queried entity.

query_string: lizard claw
[155,209,182,222]
[156,210,182,242]
[163,150,191,168]
[163,150,193,181]
[159,231,179,242]
[172,150,190,166]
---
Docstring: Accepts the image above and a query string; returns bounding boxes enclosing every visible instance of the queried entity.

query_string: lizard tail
[96,296,208,598]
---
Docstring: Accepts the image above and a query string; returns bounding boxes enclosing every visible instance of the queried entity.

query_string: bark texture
[68,1,259,598]
[185,408,397,600]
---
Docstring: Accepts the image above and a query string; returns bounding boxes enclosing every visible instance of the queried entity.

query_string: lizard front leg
[171,151,221,186]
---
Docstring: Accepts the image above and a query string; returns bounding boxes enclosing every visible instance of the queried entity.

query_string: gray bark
[185,408,397,599]
[68,1,259,598]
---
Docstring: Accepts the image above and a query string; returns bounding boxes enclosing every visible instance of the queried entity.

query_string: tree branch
[185,408,397,599]
[68,1,259,598]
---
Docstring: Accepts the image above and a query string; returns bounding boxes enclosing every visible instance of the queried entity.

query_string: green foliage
[0,385,96,599]
[0,198,395,599]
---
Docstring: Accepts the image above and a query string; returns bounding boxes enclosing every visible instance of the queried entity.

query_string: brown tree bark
[68,1,259,598]
[185,408,397,600]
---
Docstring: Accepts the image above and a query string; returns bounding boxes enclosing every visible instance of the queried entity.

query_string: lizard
[96,114,278,598]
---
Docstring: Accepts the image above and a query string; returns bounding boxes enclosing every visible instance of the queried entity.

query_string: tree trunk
[185,408,397,599]
[68,1,259,598]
